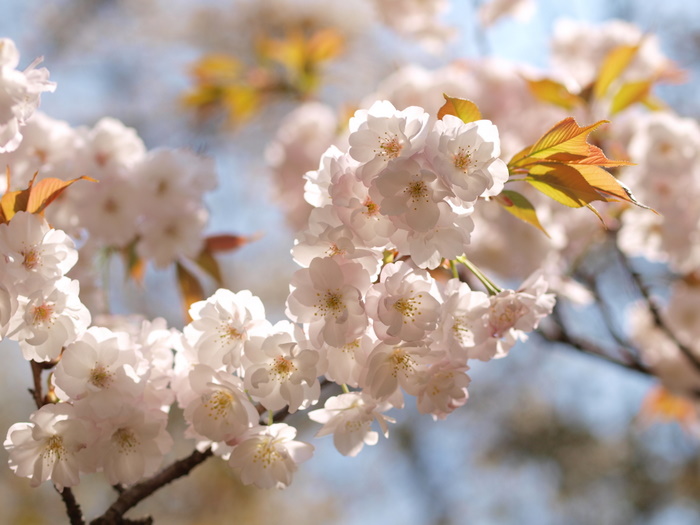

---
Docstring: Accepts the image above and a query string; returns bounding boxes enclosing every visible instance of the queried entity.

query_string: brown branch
[539,306,652,377]
[57,485,86,525]
[88,381,324,525]
[29,360,44,409]
[613,240,700,373]
[90,448,214,525]
[29,359,87,524]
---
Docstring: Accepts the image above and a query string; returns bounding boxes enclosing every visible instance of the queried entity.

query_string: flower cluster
[288,101,555,446]
[0,112,217,276]
[5,317,177,489]
[1,39,559,496]
[0,38,55,153]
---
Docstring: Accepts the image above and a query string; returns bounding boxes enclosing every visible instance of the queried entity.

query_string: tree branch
[90,448,214,525]
[613,240,700,372]
[57,484,86,525]
[539,305,652,377]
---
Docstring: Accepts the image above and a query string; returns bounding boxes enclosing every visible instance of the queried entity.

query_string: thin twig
[613,239,700,372]
[575,269,642,366]
[539,306,651,377]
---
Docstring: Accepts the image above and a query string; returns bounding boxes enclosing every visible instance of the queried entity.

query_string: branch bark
[90,448,213,525]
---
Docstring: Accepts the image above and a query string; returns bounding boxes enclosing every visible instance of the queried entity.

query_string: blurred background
[2,1,700,524]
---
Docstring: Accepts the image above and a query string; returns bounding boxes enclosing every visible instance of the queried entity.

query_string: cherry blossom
[426,115,508,205]
[365,261,441,343]
[287,256,371,349]
[83,404,173,486]
[182,364,258,443]
[4,403,97,490]
[227,423,314,489]
[243,326,322,413]
[0,38,55,153]
[11,277,91,362]
[0,211,78,295]
[308,391,395,456]
[348,100,430,182]
[185,288,270,372]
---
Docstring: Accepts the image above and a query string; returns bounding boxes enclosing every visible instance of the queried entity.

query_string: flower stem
[455,256,502,295]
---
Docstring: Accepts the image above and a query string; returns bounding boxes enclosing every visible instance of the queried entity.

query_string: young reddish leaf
[121,241,146,285]
[0,190,28,223]
[196,248,224,286]
[27,175,96,215]
[0,171,36,223]
[610,79,653,115]
[593,43,640,99]
[176,261,206,322]
[525,163,603,208]
[204,233,260,253]
[508,117,652,215]
[639,386,697,431]
[526,78,584,111]
[437,94,482,124]
[495,190,550,237]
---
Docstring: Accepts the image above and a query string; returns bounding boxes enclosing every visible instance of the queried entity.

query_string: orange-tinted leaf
[0,171,35,223]
[176,262,206,322]
[307,28,345,63]
[641,93,667,112]
[190,54,241,84]
[526,161,652,212]
[437,94,482,124]
[593,43,640,99]
[567,163,652,210]
[205,233,260,253]
[610,79,653,115]
[526,163,602,208]
[639,386,697,430]
[495,190,549,237]
[122,241,146,285]
[223,85,261,125]
[27,176,96,215]
[508,116,651,215]
[0,189,29,223]
[509,118,607,167]
[526,78,584,111]
[196,249,223,286]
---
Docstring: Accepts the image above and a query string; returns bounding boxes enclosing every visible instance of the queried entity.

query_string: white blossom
[4,403,97,490]
[308,392,394,456]
[227,423,314,489]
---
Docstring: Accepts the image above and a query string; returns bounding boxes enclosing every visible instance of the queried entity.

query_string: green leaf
[437,94,482,124]
[495,190,550,237]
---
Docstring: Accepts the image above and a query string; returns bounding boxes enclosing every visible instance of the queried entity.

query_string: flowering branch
[89,448,213,525]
